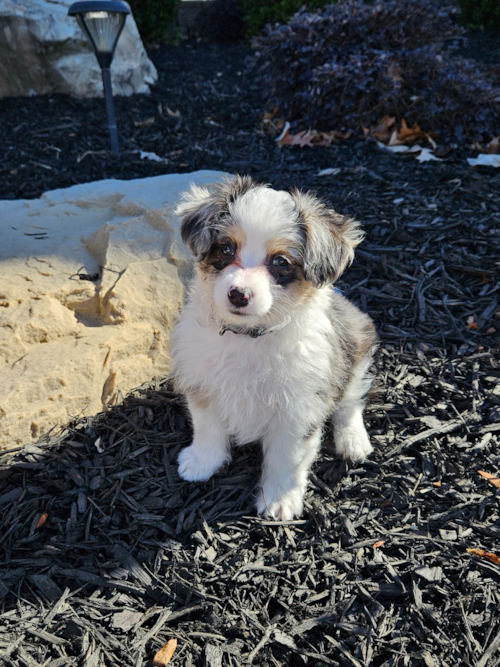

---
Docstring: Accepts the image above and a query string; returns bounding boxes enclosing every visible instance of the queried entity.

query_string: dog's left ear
[291,190,364,286]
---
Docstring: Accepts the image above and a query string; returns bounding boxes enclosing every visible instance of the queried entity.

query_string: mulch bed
[1,36,500,667]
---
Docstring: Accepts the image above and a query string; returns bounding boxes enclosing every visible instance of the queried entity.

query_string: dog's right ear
[176,176,259,257]
[175,184,219,257]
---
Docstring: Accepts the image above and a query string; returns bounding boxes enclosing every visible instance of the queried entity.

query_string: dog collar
[219,324,267,338]
[218,316,291,339]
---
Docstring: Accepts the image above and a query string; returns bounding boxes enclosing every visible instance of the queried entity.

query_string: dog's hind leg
[177,395,231,482]
[333,357,374,462]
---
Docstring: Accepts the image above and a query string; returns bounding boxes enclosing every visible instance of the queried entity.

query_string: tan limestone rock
[0,171,229,449]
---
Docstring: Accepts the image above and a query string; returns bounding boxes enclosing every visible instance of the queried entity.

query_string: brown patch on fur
[189,390,212,410]
[264,237,301,259]
[284,275,317,303]
[357,319,379,362]
[329,293,378,369]
[198,226,247,275]
[304,423,320,440]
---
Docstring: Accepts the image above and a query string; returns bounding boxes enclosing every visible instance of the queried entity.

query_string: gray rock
[0,0,157,98]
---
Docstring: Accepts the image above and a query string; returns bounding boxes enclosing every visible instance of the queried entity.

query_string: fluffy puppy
[171,176,378,520]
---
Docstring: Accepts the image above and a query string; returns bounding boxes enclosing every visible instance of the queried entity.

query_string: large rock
[0,0,157,98]
[0,170,229,450]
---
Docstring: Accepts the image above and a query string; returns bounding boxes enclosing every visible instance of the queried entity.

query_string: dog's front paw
[256,485,305,521]
[177,444,229,482]
[335,425,373,462]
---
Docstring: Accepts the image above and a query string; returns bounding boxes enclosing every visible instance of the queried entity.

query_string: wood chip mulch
[1,40,500,667]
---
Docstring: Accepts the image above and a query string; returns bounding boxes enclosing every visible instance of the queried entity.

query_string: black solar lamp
[68,1,130,155]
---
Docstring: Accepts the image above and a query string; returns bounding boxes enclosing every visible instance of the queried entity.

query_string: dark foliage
[459,0,500,30]
[240,0,328,37]
[128,0,178,43]
[253,0,500,143]
[195,0,247,43]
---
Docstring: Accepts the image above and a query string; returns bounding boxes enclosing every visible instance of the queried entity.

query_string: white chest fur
[172,292,336,444]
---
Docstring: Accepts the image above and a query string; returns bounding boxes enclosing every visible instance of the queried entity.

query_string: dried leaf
[153,639,177,666]
[134,116,155,128]
[467,548,500,565]
[396,119,428,145]
[485,137,500,154]
[380,142,441,162]
[140,151,166,163]
[416,148,442,162]
[278,125,350,147]
[364,116,396,143]
[318,168,342,176]
[477,470,500,489]
[263,106,284,131]
[36,512,48,528]
[472,137,500,154]
[467,154,500,168]
[373,540,385,548]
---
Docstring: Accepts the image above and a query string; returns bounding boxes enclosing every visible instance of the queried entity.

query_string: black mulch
[1,39,500,667]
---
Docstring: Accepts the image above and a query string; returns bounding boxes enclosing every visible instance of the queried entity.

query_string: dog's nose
[228,287,252,308]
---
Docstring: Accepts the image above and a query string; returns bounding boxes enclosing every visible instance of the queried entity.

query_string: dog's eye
[220,242,235,256]
[272,255,290,267]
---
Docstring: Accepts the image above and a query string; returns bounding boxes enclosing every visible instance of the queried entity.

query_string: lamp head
[68,1,130,68]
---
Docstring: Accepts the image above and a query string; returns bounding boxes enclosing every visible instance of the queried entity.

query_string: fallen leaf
[472,137,500,154]
[278,124,350,147]
[395,119,428,145]
[468,154,500,168]
[379,142,422,154]
[467,548,500,565]
[263,106,284,134]
[478,470,500,489]
[379,142,442,162]
[153,639,177,666]
[318,168,342,176]
[485,137,500,153]
[364,116,396,143]
[140,151,166,163]
[416,148,442,162]
[433,481,442,487]
[373,540,385,548]
[134,116,155,127]
[36,512,49,528]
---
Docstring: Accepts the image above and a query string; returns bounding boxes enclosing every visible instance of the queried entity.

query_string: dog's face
[176,176,363,326]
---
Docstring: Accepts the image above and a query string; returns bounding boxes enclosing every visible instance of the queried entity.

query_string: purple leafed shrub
[253,0,500,144]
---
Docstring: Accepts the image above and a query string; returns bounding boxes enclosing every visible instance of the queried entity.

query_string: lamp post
[68,1,130,155]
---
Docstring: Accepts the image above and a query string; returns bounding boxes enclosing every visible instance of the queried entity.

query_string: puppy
[171,176,378,520]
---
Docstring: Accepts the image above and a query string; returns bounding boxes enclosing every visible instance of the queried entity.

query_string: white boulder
[0,170,229,450]
[0,0,158,98]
